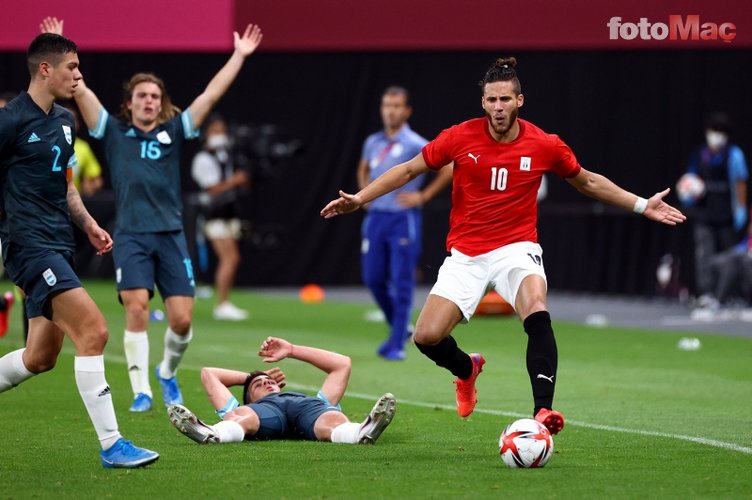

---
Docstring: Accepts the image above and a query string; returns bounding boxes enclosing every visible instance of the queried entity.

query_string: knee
[124,300,149,321]
[518,299,547,320]
[82,321,110,352]
[413,323,444,346]
[24,351,59,374]
[168,312,192,334]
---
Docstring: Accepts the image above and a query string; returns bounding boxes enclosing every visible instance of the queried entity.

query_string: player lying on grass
[168,336,396,444]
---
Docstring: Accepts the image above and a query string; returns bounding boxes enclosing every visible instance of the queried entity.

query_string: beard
[486,107,519,136]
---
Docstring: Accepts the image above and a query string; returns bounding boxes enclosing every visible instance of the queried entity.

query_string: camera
[231,123,303,181]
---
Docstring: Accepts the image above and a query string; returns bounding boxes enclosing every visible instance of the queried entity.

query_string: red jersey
[422,117,581,256]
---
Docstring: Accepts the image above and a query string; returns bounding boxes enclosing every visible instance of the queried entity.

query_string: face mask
[705,131,728,151]
[207,134,230,150]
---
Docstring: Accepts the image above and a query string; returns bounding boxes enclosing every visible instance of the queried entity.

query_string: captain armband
[216,396,240,419]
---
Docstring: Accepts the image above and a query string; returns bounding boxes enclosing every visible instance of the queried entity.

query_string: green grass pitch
[0,280,750,498]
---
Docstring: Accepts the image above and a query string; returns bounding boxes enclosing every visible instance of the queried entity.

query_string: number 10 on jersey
[490,166,508,191]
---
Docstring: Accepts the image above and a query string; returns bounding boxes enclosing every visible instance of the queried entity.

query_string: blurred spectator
[680,112,748,309]
[356,86,452,361]
[708,214,752,308]
[0,91,18,108]
[191,115,251,321]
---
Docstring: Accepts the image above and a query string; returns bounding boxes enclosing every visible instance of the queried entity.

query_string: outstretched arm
[257,337,352,406]
[321,152,431,218]
[187,24,262,129]
[200,366,286,411]
[566,167,686,225]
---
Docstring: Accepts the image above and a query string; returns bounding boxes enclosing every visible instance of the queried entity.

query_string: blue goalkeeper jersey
[89,108,197,232]
[0,92,77,257]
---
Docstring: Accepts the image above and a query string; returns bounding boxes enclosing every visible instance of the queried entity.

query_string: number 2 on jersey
[490,166,508,191]
[50,145,62,172]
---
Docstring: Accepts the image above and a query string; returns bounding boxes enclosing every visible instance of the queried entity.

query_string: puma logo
[467,153,480,164]
[536,374,555,383]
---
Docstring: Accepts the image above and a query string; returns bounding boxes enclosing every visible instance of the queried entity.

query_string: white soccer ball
[499,418,554,468]
[676,173,706,204]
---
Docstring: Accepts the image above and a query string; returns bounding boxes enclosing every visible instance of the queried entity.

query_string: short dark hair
[242,370,271,404]
[383,85,411,106]
[705,112,732,135]
[27,33,78,78]
[479,57,521,95]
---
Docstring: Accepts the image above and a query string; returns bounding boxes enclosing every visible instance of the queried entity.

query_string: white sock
[0,348,34,392]
[159,327,192,379]
[330,422,361,444]
[74,355,122,450]
[212,420,245,443]
[124,330,152,397]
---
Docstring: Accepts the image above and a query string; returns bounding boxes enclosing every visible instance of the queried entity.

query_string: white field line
[8,346,751,456]
[299,385,752,455]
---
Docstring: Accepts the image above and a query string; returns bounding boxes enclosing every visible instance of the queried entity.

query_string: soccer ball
[499,418,554,468]
[676,173,706,204]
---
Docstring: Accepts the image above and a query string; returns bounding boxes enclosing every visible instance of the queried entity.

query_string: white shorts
[430,241,547,322]
[204,218,242,240]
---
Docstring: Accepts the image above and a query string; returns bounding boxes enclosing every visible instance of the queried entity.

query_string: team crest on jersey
[43,268,57,287]
[62,125,72,145]
[390,143,404,157]
[520,156,531,171]
[156,130,172,144]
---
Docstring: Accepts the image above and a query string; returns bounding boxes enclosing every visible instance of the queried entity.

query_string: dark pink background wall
[1,0,748,51]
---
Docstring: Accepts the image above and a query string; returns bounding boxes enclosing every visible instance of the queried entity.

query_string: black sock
[523,310,557,415]
[415,336,472,379]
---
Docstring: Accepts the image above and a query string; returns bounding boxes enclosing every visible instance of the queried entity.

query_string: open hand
[644,188,687,226]
[320,190,364,219]
[234,24,263,57]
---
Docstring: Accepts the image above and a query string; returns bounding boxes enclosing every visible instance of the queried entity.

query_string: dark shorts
[246,392,336,441]
[113,230,195,300]
[4,244,81,319]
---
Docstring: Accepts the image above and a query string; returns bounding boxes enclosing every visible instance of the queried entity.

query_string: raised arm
[200,366,286,411]
[321,152,431,218]
[566,167,686,225]
[72,78,105,134]
[257,337,352,406]
[187,24,262,129]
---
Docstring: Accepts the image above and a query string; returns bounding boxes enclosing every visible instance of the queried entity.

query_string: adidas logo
[128,365,140,372]
[98,386,112,397]
[125,128,136,137]
[27,132,41,143]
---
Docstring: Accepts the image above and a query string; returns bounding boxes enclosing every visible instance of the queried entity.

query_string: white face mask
[207,134,230,150]
[705,131,728,151]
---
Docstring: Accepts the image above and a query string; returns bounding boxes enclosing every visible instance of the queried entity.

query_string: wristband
[633,196,648,214]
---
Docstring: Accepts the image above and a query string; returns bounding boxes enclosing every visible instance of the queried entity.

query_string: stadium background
[1,0,750,295]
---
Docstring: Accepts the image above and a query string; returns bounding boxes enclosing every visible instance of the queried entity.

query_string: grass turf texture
[0,280,750,499]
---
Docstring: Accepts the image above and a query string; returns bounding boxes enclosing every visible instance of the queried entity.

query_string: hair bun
[496,57,517,69]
